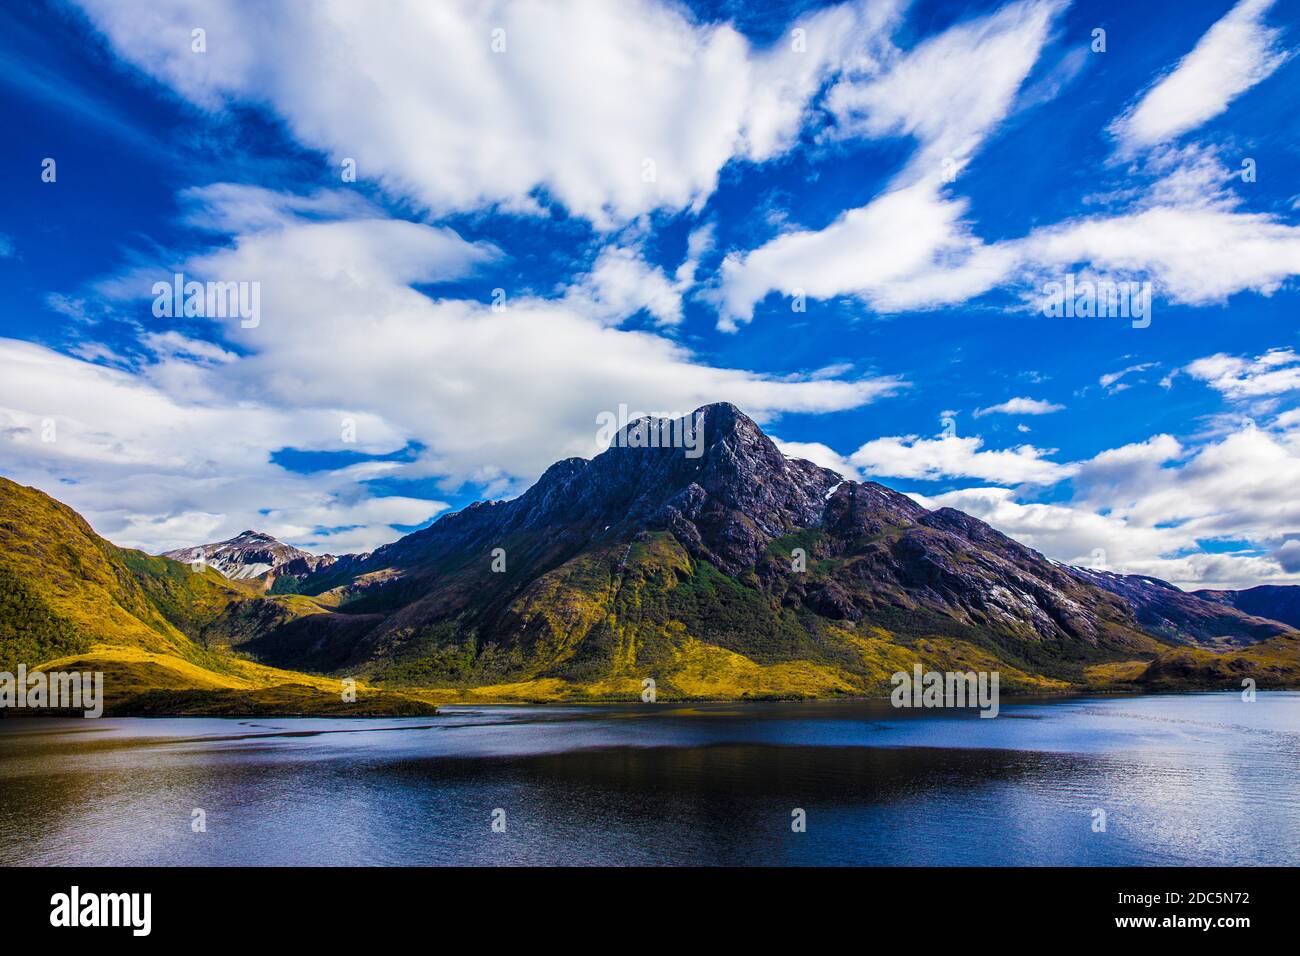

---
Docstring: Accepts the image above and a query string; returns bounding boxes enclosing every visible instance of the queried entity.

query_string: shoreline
[2,684,1292,720]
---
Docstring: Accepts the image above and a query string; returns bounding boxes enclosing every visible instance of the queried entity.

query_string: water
[1,693,1296,865]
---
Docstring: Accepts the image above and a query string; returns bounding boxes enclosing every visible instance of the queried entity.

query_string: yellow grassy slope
[35,644,437,715]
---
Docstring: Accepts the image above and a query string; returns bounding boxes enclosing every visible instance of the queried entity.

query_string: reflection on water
[1,693,1297,865]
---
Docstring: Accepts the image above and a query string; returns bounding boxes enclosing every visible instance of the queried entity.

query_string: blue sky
[2,0,1300,589]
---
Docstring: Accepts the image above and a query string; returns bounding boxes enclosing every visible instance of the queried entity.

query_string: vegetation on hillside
[3,471,1298,712]
[0,477,435,715]
[0,564,88,671]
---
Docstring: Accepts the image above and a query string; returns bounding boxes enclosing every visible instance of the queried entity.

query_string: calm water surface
[1,693,1297,865]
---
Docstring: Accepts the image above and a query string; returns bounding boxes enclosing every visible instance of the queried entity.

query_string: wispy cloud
[1099,362,1157,394]
[834,433,1073,485]
[973,396,1064,417]
[1110,0,1291,151]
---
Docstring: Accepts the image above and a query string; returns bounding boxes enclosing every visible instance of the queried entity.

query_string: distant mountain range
[2,403,1298,713]
[1067,568,1296,647]
[1192,585,1300,631]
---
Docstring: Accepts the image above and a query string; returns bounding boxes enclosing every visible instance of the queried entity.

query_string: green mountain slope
[0,476,436,715]
[0,475,236,664]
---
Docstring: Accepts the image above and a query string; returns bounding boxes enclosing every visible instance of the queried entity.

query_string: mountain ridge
[4,403,1300,710]
[1066,566,1295,647]
[1193,584,1300,631]
[225,403,1300,694]
[162,530,336,586]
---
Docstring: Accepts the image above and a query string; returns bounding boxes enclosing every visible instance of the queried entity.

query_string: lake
[1,692,1297,866]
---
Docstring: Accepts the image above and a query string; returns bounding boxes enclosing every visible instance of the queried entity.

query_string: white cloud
[140,331,238,365]
[1074,434,1183,496]
[717,180,1020,325]
[1021,203,1300,306]
[796,415,1300,589]
[826,0,1062,182]
[170,192,902,483]
[5,186,904,552]
[717,0,1060,326]
[979,423,1300,589]
[772,439,856,478]
[1275,538,1300,573]
[850,434,1073,485]
[567,245,687,327]
[720,40,1300,329]
[915,484,1298,590]
[1272,408,1300,431]
[720,159,1300,323]
[179,182,378,235]
[973,396,1063,417]
[0,338,438,554]
[1083,425,1300,539]
[74,0,901,227]
[1182,348,1300,399]
[1100,361,1156,393]
[1111,0,1290,151]
[911,485,1190,569]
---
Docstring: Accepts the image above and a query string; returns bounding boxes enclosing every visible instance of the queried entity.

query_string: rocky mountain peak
[162,529,334,583]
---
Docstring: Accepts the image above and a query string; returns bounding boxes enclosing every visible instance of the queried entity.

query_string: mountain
[0,474,242,669]
[229,403,1298,696]
[162,530,335,586]
[1193,585,1300,631]
[1066,567,1295,647]
[0,476,435,715]
[6,403,1300,709]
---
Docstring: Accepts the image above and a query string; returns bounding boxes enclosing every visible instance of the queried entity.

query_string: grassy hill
[0,477,436,715]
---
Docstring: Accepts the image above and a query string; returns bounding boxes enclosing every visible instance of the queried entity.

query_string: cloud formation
[5,186,902,552]
[973,396,1064,417]
[1110,0,1290,151]
[1182,348,1300,400]
[832,417,1300,590]
[10,0,1295,595]
[716,4,1300,326]
[74,0,901,227]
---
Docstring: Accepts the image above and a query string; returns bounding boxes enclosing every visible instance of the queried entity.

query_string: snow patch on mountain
[163,530,334,582]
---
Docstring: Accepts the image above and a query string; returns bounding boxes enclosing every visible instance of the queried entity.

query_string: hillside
[0,476,436,716]
[5,404,1300,709]
[1067,567,1295,647]
[1193,584,1300,631]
